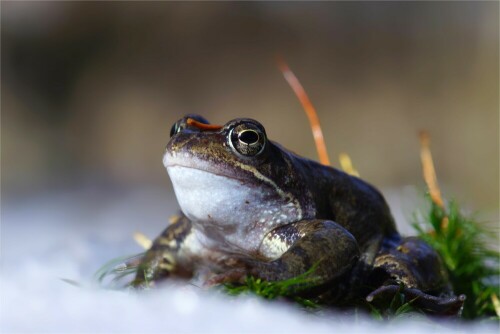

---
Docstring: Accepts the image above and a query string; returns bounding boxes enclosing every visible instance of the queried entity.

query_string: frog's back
[292,154,398,249]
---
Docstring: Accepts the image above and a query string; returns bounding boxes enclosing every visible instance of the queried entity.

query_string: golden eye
[229,123,266,156]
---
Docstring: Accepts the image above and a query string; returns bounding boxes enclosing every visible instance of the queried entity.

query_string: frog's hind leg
[132,214,193,288]
[368,236,465,315]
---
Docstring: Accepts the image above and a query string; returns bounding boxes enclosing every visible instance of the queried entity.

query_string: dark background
[2,2,498,222]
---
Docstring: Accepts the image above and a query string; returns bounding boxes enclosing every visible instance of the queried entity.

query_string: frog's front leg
[211,220,360,288]
[132,214,194,288]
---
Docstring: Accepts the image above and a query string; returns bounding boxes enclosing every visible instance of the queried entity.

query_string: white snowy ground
[1,187,497,333]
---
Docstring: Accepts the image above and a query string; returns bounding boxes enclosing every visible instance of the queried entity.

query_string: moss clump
[224,265,320,309]
[413,198,499,319]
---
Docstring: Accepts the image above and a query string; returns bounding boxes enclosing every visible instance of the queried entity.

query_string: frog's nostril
[238,130,259,145]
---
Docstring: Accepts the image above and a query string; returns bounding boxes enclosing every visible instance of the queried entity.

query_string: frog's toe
[366,285,465,315]
[205,268,247,287]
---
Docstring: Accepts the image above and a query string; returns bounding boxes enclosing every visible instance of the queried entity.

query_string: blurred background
[2,1,499,230]
[1,3,499,331]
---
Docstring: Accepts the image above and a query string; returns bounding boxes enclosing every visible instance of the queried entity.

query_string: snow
[1,187,497,333]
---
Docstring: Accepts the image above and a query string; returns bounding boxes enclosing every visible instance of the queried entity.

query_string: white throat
[166,166,301,252]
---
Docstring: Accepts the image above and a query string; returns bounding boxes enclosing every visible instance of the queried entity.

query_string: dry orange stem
[419,131,445,208]
[419,131,448,230]
[187,118,223,131]
[278,59,331,166]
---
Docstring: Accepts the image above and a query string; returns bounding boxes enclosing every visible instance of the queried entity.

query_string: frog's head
[164,114,314,249]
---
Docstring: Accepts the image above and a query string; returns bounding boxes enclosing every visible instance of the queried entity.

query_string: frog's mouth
[165,163,248,184]
[163,149,271,189]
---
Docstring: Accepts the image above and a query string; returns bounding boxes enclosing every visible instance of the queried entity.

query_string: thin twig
[278,58,331,166]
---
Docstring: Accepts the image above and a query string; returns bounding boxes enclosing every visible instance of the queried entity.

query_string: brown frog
[133,114,464,314]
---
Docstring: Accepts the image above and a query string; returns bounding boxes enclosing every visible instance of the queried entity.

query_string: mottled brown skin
[133,115,464,314]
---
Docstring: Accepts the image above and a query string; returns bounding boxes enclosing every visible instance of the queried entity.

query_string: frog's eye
[229,123,266,156]
[170,122,180,137]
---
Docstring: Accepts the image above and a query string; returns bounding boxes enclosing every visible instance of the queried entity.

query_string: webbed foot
[366,284,465,315]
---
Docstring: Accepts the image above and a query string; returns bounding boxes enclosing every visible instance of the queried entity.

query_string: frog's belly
[167,166,300,251]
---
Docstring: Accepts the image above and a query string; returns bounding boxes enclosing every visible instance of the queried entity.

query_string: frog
[132,114,465,315]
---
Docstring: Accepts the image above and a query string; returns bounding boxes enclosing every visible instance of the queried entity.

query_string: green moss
[223,265,320,309]
[94,252,144,289]
[413,198,499,319]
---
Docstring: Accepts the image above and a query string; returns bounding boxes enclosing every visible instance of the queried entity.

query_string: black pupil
[238,130,259,144]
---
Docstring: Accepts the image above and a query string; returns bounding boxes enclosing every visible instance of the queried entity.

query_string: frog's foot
[205,268,248,287]
[204,255,270,287]
[366,284,465,315]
